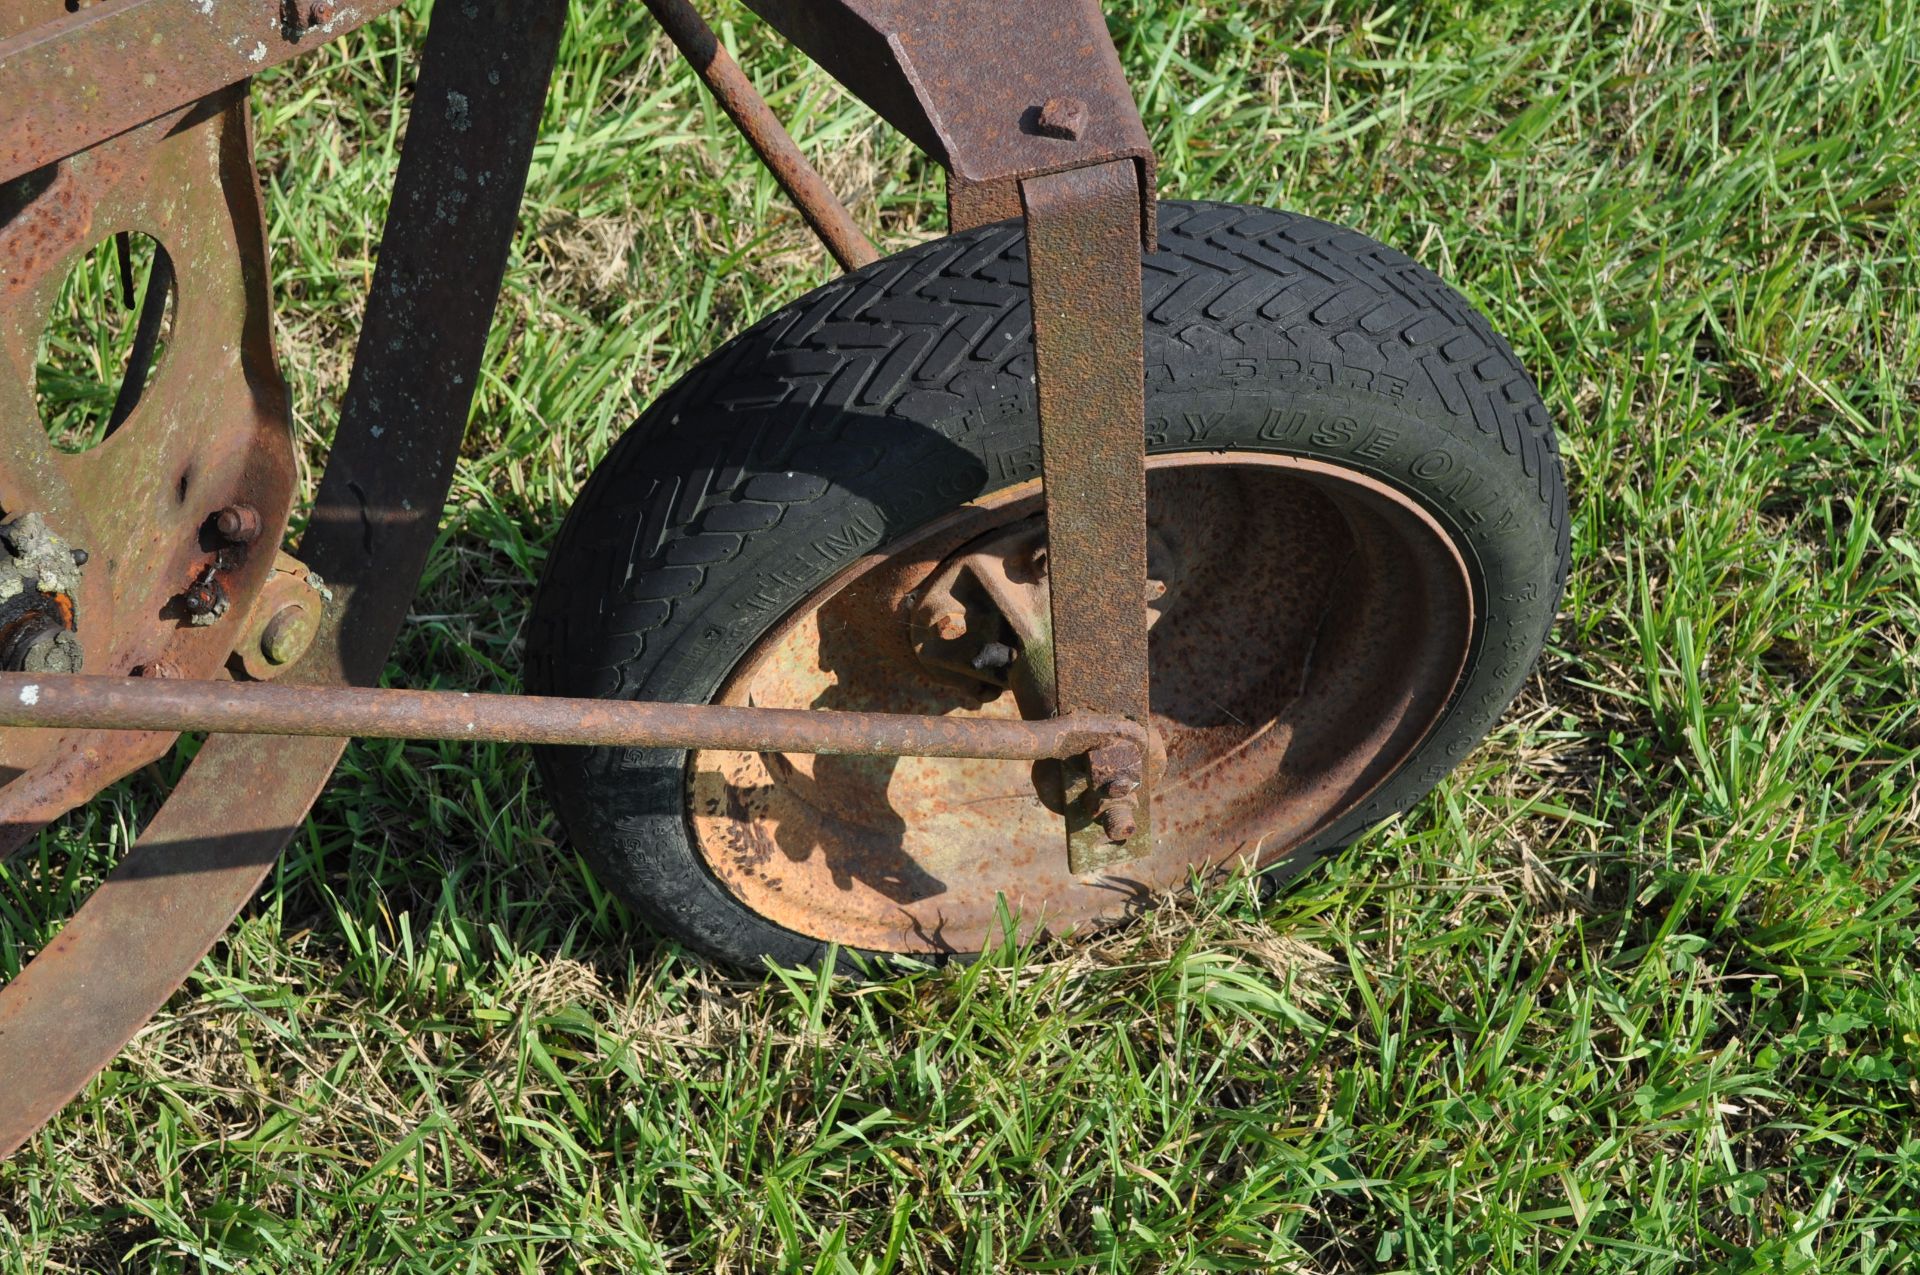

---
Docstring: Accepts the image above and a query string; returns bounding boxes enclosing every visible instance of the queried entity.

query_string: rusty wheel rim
[689,454,1475,954]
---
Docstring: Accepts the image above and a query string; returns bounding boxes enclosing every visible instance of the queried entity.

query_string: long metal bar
[0,674,1138,760]
[1020,160,1154,872]
[0,0,409,186]
[0,0,570,1161]
[643,0,877,272]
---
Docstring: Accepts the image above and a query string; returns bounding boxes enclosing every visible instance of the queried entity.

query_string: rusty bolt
[1096,798,1138,844]
[932,611,968,641]
[307,0,334,26]
[1035,96,1088,141]
[214,505,261,544]
[261,604,317,667]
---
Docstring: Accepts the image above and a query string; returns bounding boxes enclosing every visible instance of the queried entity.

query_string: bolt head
[261,604,315,666]
[1035,96,1088,141]
[214,505,261,543]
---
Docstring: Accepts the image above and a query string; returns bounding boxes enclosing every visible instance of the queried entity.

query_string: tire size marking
[734,511,884,617]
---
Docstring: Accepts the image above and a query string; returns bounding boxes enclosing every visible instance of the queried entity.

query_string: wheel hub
[688,453,1476,954]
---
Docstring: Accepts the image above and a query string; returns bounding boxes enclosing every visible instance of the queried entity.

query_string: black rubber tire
[526,201,1568,970]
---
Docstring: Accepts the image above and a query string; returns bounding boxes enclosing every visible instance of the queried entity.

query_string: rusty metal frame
[0,0,1160,1154]
[739,0,1156,240]
[0,0,570,1157]
[0,82,299,851]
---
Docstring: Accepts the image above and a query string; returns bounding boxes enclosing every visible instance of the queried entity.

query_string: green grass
[4,0,1920,1269]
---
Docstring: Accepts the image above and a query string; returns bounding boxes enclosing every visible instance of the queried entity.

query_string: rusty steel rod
[643,0,879,272]
[0,675,1135,761]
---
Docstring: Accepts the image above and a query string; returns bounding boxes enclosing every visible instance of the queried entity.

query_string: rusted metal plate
[690,457,1476,955]
[642,0,876,272]
[739,0,1155,240]
[0,87,297,854]
[0,0,568,1159]
[0,0,409,187]
[1019,159,1153,871]
[0,673,1141,759]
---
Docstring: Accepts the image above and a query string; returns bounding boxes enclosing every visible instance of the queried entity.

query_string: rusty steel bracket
[0,0,410,187]
[739,0,1155,242]
[1020,160,1153,872]
[0,83,298,853]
